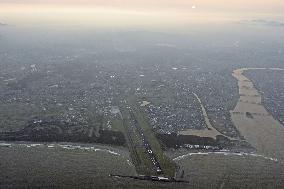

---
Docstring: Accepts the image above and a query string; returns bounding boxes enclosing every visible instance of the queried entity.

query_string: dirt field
[231,68,284,160]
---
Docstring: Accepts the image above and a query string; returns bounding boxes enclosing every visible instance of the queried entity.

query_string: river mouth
[230,68,284,160]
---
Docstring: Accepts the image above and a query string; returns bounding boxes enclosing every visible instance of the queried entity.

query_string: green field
[133,107,176,177]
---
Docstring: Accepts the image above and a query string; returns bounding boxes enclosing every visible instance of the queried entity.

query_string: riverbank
[231,68,284,160]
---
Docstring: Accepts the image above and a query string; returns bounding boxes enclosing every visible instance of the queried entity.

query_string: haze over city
[0,0,284,29]
[1,1,284,188]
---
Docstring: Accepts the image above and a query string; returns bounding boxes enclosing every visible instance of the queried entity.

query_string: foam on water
[0,142,121,157]
[173,151,278,162]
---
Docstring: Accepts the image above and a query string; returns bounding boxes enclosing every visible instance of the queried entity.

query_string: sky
[1,0,283,12]
[0,0,284,29]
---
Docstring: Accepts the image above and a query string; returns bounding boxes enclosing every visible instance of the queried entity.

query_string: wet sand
[231,68,284,160]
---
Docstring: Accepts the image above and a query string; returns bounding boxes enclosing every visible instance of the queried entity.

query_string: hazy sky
[1,0,283,11]
[0,0,283,29]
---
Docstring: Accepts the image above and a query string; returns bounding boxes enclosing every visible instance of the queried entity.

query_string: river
[230,68,284,160]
